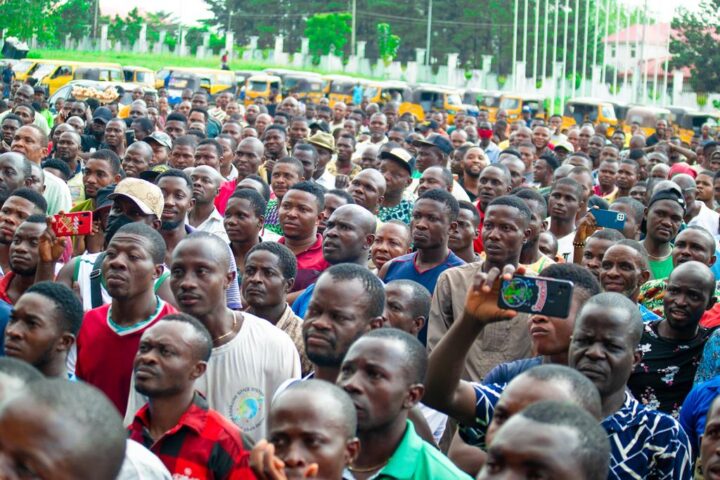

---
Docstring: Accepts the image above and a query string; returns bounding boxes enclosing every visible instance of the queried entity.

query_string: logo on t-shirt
[230,387,265,432]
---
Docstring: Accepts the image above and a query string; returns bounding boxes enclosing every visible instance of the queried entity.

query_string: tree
[0,0,58,43]
[671,0,720,92]
[55,0,93,41]
[376,23,400,65]
[304,12,352,64]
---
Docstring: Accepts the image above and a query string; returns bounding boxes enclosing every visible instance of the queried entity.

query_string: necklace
[348,459,389,473]
[212,312,238,345]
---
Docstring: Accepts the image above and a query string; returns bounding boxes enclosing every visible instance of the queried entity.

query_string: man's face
[318,193,348,235]
[336,137,354,162]
[533,158,551,184]
[0,196,39,245]
[532,126,550,150]
[359,149,380,170]
[588,136,605,159]
[411,198,452,250]
[517,145,535,172]
[581,237,614,280]
[147,142,169,166]
[599,146,619,163]
[9,221,44,276]
[417,168,450,196]
[188,112,206,126]
[697,174,716,204]
[368,115,387,140]
[103,233,159,300]
[3,292,67,368]
[337,337,416,431]
[169,145,195,170]
[646,200,684,245]
[371,223,410,272]
[673,229,715,266]
[103,120,125,148]
[548,184,581,222]
[13,86,33,106]
[83,158,115,199]
[271,163,301,200]
[12,106,33,125]
[479,414,586,479]
[170,240,231,318]
[663,267,714,334]
[66,117,84,134]
[323,207,370,264]
[1,119,20,145]
[293,150,316,182]
[268,390,358,480]
[221,123,243,144]
[279,189,320,240]
[190,168,219,204]
[569,304,639,397]
[578,127,593,149]
[629,184,647,204]
[234,141,263,179]
[611,132,625,150]
[164,120,186,140]
[482,205,527,265]
[478,167,510,210]
[600,245,647,299]
[598,162,618,191]
[242,250,290,311]
[462,148,487,178]
[0,154,26,199]
[656,120,667,136]
[383,283,422,335]
[450,131,466,149]
[567,129,580,150]
[415,146,444,173]
[216,138,235,171]
[245,105,259,123]
[706,152,720,173]
[193,144,220,170]
[448,208,478,253]
[528,289,584,361]
[333,103,346,122]
[223,197,262,244]
[191,94,208,110]
[303,276,372,367]
[616,163,638,191]
[133,321,203,397]
[158,176,194,228]
[263,129,286,156]
[347,171,384,212]
[701,399,720,480]
[176,101,191,117]
[500,158,525,189]
[11,126,44,163]
[129,104,146,120]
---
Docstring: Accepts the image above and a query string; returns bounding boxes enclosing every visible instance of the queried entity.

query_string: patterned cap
[107,178,164,218]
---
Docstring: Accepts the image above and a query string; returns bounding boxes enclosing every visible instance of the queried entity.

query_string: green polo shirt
[346,420,472,479]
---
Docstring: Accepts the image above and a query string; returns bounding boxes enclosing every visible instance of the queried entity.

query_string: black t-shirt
[627,320,713,418]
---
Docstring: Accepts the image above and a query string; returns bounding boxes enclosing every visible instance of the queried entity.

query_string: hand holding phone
[498,275,574,317]
[590,209,626,232]
[464,264,526,325]
[51,211,93,237]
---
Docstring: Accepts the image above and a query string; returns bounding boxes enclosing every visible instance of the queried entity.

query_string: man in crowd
[187,165,228,242]
[121,141,154,179]
[472,164,512,253]
[548,177,584,261]
[378,147,414,224]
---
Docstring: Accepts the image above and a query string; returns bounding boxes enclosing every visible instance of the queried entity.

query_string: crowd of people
[1,75,720,479]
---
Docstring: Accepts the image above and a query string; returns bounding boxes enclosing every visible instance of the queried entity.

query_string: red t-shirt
[279,234,330,292]
[472,203,486,254]
[214,178,238,215]
[75,299,177,414]
[0,272,16,305]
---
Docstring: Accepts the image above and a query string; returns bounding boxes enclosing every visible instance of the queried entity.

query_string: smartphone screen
[498,275,574,317]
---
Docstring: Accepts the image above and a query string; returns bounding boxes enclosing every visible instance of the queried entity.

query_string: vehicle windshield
[330,82,354,94]
[31,64,57,79]
[447,94,462,106]
[136,72,155,84]
[12,60,34,74]
[249,80,268,92]
[500,97,520,110]
[169,76,194,89]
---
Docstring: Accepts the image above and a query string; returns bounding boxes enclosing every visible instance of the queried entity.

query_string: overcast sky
[100,0,701,25]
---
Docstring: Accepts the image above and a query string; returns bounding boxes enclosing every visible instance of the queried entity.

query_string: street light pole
[93,0,99,39]
[351,0,357,56]
[426,0,432,65]
[512,0,519,88]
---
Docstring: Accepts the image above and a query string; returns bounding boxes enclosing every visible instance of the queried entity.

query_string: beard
[161,220,182,231]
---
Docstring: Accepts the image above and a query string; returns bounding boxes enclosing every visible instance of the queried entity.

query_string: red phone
[52,211,93,237]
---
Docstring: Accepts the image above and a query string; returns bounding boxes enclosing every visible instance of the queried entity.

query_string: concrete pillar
[672,70,684,106]
[65,34,72,50]
[447,53,459,86]
[482,55,493,74]
[138,23,147,52]
[274,35,284,57]
[300,37,309,56]
[225,32,234,60]
[202,32,211,48]
[356,40,366,58]
[249,36,258,50]
[515,61,526,91]
[100,25,108,51]
[178,29,187,57]
[415,48,426,65]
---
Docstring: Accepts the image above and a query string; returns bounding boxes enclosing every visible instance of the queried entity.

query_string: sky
[100,0,702,25]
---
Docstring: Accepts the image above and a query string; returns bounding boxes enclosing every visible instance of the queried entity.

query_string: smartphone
[498,275,574,317]
[52,211,93,237]
[591,209,626,231]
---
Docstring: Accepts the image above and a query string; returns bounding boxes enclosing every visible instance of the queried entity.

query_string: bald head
[671,260,716,297]
[333,204,378,236]
[192,165,223,188]
[238,136,264,157]
[672,174,695,191]
[127,140,153,158]
[354,168,386,196]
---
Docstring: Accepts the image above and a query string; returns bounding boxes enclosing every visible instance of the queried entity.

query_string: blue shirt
[464,384,693,479]
[0,299,12,354]
[695,328,720,384]
[482,356,543,385]
[640,304,662,323]
[291,283,315,319]
[384,251,465,344]
[680,376,720,458]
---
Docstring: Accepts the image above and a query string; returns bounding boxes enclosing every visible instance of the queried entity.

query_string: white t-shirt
[124,312,301,442]
[689,202,720,238]
[556,231,576,262]
[117,439,172,480]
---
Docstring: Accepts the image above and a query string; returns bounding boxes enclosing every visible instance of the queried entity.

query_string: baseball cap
[92,107,113,124]
[94,184,116,213]
[307,132,335,153]
[107,178,164,219]
[143,131,173,150]
[309,120,330,133]
[379,147,415,174]
[554,141,574,153]
[648,187,686,212]
[412,133,453,155]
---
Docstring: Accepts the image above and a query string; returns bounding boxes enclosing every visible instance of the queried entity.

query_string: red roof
[618,57,691,79]
[603,23,675,45]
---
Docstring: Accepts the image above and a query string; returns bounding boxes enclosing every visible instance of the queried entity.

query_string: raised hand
[463,264,522,325]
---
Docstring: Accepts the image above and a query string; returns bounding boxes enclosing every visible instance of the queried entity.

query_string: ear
[640,269,650,284]
[56,333,75,353]
[449,220,458,232]
[403,384,425,409]
[344,438,361,467]
[364,233,375,250]
[188,197,196,210]
[190,360,207,381]
[377,194,385,205]
[711,254,717,266]
[412,316,426,337]
[153,264,163,280]
[113,173,122,184]
[523,227,532,244]
[404,176,413,188]
[284,276,295,294]
[505,184,512,193]
[225,269,236,290]
[633,348,643,368]
[369,316,385,330]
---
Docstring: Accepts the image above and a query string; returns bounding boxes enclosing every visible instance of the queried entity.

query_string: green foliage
[304,12,352,64]
[376,23,400,65]
[0,0,57,43]
[670,0,720,93]
[55,0,93,41]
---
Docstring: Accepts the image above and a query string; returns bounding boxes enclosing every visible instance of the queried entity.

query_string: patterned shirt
[640,278,720,326]
[128,393,254,480]
[264,199,282,236]
[628,320,711,418]
[378,199,414,225]
[463,383,693,479]
[695,328,720,384]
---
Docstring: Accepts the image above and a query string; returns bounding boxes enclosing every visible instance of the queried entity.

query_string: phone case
[52,211,93,237]
[591,209,626,231]
[498,275,574,317]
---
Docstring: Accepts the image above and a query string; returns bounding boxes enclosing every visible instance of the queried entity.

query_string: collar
[133,392,210,437]
[376,420,423,478]
[602,392,648,433]
[278,233,323,255]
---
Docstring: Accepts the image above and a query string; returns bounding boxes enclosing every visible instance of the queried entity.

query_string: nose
[106,253,128,270]
[282,441,307,469]
[585,342,606,360]
[4,321,21,340]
